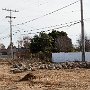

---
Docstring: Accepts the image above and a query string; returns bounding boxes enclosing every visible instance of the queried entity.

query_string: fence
[52,52,90,62]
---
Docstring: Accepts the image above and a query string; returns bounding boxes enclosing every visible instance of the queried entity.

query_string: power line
[13,17,89,35]
[13,0,79,26]
[50,21,81,30]
[0,20,80,40]
[39,20,81,33]
[13,19,81,33]
[1,18,87,39]
[12,20,81,36]
[17,21,80,38]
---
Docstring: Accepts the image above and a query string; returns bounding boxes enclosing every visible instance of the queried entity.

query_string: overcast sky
[0,0,90,48]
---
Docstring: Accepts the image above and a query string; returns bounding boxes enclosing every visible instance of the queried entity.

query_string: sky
[0,0,90,48]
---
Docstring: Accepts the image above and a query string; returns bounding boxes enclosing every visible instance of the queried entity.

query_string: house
[0,47,30,59]
[0,49,8,55]
[0,47,17,59]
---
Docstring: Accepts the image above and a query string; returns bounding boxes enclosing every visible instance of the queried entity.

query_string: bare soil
[0,60,90,90]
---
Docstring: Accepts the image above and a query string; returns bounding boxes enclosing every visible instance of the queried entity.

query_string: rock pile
[38,61,90,70]
[10,61,90,73]
[10,63,28,73]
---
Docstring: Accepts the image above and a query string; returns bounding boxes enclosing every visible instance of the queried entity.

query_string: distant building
[0,47,17,59]
[0,49,8,55]
[0,47,30,59]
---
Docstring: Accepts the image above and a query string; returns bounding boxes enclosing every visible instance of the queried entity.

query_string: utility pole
[80,0,85,62]
[2,8,19,59]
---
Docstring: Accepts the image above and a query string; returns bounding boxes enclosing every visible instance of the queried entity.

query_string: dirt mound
[19,73,36,81]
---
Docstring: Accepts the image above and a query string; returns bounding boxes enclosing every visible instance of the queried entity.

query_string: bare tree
[55,36,73,52]
[77,35,90,52]
[0,43,5,49]
[18,36,31,49]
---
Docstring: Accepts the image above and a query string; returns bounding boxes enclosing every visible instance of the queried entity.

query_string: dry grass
[0,60,90,90]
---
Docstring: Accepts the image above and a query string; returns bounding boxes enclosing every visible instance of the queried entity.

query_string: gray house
[0,48,17,59]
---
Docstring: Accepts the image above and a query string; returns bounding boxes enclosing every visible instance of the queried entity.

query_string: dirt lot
[0,60,90,90]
